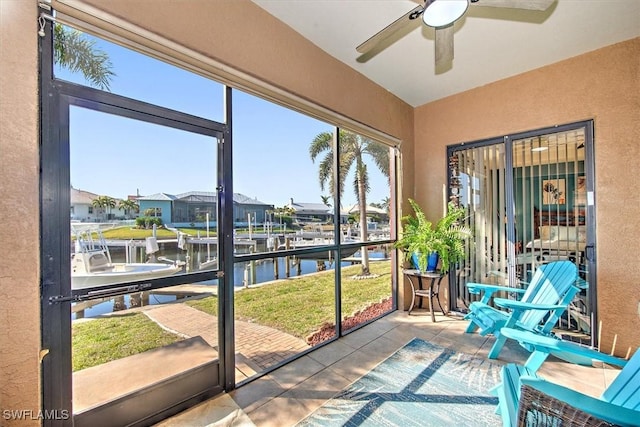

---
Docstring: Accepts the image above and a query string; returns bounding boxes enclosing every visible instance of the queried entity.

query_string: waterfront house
[70,186,129,222]
[286,198,333,224]
[70,187,101,222]
[138,191,273,226]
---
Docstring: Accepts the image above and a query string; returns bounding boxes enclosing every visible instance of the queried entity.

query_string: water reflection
[72,249,388,319]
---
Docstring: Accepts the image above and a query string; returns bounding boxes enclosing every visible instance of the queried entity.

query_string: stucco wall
[414,38,640,354]
[0,0,41,425]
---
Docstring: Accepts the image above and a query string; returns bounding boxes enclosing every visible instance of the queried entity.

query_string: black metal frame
[39,9,400,423]
[446,120,597,346]
[40,14,228,425]
[40,9,73,424]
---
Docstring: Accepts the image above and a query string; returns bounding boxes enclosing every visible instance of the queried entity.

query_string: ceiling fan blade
[472,0,555,11]
[356,5,424,54]
[435,25,454,67]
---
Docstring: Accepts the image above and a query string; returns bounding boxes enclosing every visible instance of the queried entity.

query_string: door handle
[585,244,595,262]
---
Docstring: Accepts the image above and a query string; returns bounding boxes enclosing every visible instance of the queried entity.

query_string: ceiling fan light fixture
[422,0,469,28]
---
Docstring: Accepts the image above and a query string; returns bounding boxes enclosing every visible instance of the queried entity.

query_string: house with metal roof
[286,198,333,224]
[138,191,273,226]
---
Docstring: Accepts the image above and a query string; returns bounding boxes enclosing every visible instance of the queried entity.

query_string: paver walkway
[143,303,309,377]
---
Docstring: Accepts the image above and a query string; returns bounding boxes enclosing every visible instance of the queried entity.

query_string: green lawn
[94,226,213,240]
[72,313,182,371]
[72,260,392,370]
[188,260,392,339]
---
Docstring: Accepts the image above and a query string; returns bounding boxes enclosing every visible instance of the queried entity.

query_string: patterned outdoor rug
[297,338,502,426]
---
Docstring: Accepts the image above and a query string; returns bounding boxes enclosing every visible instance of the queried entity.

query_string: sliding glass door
[449,121,596,345]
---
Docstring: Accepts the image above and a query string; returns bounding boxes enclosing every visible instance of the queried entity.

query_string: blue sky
[58,29,390,209]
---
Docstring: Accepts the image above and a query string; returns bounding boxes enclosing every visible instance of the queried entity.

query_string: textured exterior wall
[0,0,41,425]
[414,38,640,355]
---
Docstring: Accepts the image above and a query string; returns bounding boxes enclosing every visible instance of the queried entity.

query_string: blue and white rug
[297,338,502,426]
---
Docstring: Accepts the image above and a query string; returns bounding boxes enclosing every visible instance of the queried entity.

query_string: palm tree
[118,199,139,219]
[270,205,296,229]
[53,24,115,90]
[92,195,116,221]
[380,196,391,213]
[310,130,390,276]
[320,195,332,208]
[91,197,105,220]
[101,196,116,220]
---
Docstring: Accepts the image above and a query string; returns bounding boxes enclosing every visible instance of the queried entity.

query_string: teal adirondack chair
[500,328,628,373]
[464,260,580,359]
[494,347,640,427]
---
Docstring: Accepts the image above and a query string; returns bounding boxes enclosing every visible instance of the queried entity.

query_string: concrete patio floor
[156,309,622,426]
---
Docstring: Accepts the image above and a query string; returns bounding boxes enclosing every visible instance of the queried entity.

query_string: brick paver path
[143,303,309,371]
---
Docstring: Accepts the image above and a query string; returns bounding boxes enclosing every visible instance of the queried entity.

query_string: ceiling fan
[356,0,556,68]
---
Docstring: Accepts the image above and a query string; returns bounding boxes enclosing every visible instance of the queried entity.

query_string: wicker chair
[517,384,616,427]
[493,348,640,427]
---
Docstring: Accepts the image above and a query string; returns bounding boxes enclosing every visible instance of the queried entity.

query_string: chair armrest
[575,277,589,290]
[519,376,640,426]
[467,283,526,305]
[466,283,526,294]
[494,298,565,312]
[500,328,628,368]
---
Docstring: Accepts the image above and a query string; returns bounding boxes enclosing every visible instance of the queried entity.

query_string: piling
[285,238,291,278]
[250,246,256,285]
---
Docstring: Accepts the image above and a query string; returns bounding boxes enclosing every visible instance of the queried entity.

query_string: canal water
[72,247,387,319]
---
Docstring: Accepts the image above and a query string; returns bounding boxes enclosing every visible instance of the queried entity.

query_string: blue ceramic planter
[411,252,439,272]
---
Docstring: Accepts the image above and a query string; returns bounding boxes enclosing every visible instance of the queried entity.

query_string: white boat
[71,228,182,290]
[277,236,360,261]
[198,257,218,271]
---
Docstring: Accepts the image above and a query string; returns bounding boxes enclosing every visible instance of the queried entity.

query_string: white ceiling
[252,0,640,107]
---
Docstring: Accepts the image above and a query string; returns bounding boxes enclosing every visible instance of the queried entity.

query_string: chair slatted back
[602,348,640,410]
[517,261,578,330]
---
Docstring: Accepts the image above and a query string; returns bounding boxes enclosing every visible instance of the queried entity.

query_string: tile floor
[157,310,621,426]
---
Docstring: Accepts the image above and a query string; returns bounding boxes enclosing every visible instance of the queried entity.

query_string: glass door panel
[512,127,592,342]
[450,141,512,312]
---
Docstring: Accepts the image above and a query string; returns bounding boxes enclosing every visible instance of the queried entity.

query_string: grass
[72,260,391,369]
[95,227,214,240]
[72,313,182,371]
[187,260,392,339]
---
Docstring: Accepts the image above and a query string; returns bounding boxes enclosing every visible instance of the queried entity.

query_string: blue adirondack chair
[500,328,628,373]
[494,347,640,427]
[464,260,580,359]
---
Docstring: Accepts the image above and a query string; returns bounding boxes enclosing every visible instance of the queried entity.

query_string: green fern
[396,199,472,271]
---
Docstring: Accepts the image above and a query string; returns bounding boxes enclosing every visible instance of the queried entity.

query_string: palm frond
[309,132,333,162]
[54,25,115,90]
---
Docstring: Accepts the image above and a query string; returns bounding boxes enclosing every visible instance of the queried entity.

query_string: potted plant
[395,199,471,272]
